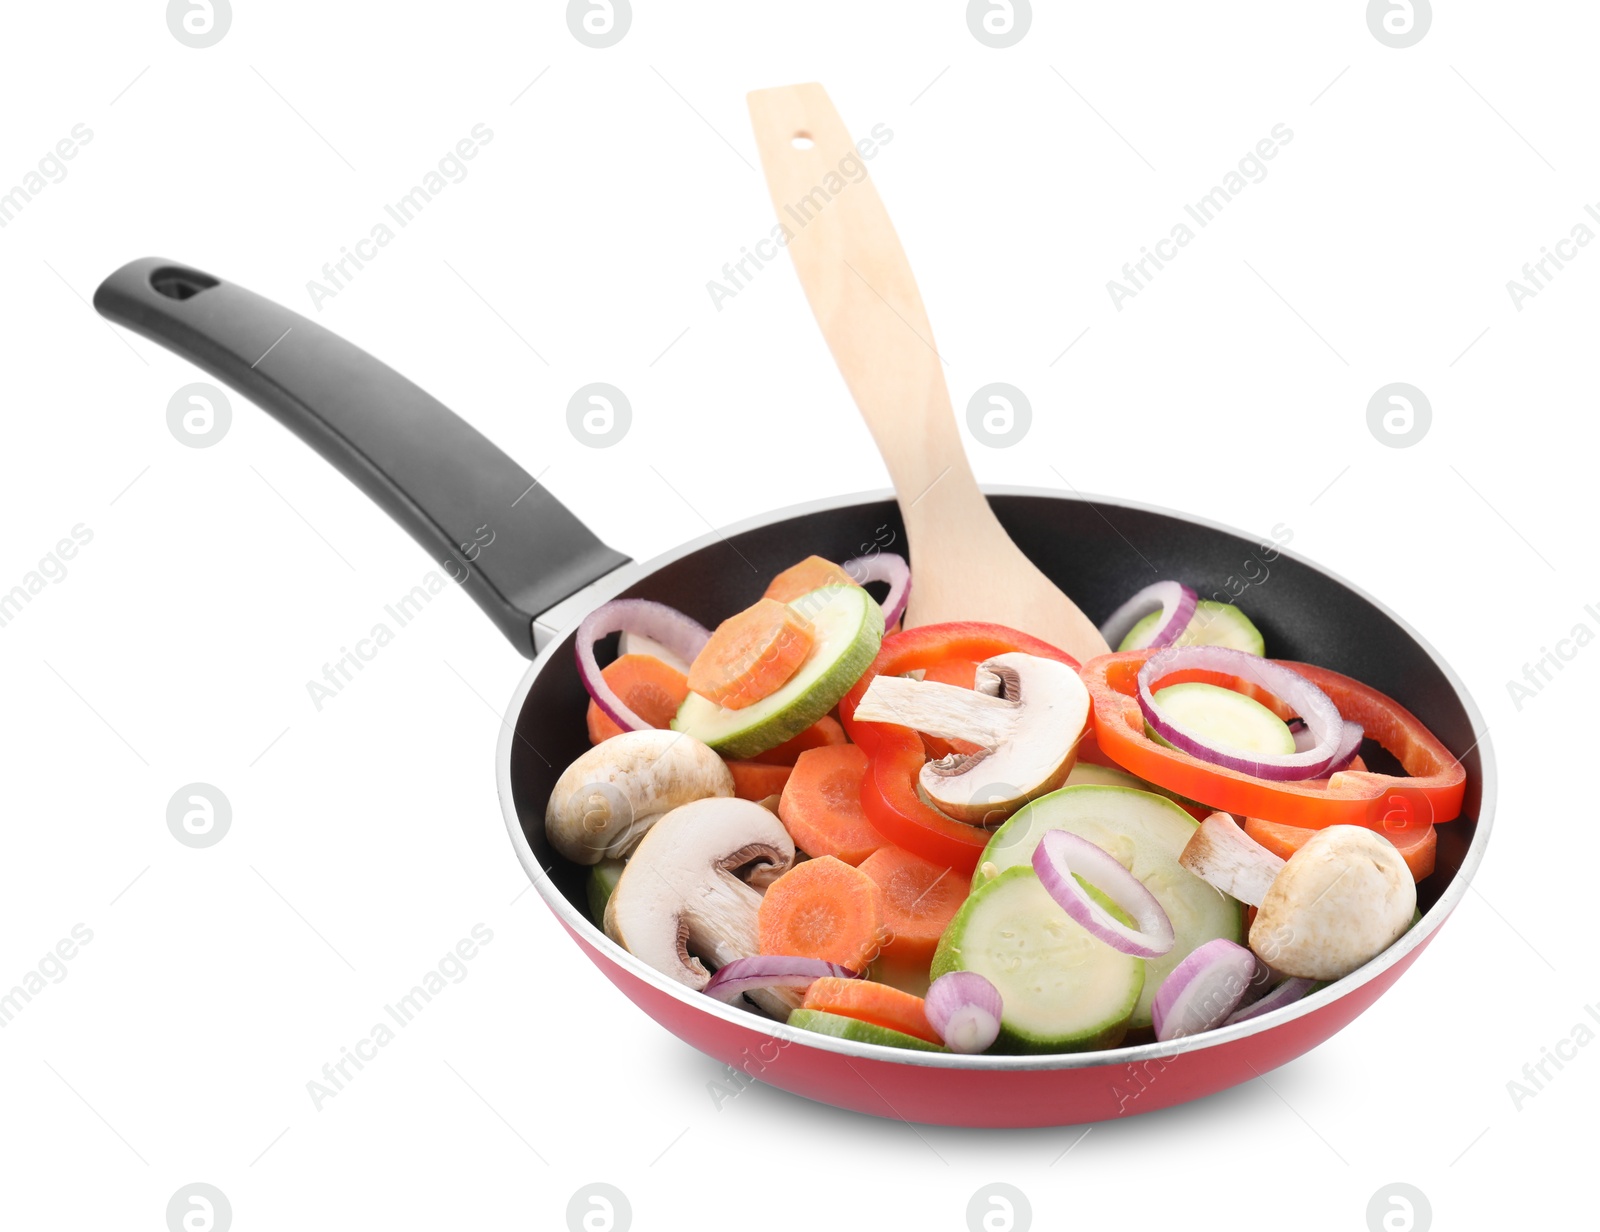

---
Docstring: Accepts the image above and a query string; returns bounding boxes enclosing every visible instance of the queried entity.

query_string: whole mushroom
[604,796,798,1016]
[851,652,1089,823]
[544,729,734,865]
[1179,813,1416,981]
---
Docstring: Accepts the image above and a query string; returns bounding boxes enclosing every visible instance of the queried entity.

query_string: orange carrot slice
[585,654,690,744]
[727,760,793,801]
[777,745,887,865]
[687,598,815,710]
[857,845,968,966]
[764,555,859,604]
[1244,815,1437,882]
[757,856,885,970]
[751,715,848,766]
[801,977,942,1044]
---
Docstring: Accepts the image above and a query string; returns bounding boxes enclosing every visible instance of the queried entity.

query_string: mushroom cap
[604,797,795,989]
[920,653,1090,824]
[544,729,734,865]
[1249,825,1415,981]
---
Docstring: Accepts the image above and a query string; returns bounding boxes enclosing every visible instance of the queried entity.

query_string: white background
[1,2,1593,1229]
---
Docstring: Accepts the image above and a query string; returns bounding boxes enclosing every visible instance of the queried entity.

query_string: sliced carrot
[727,760,793,801]
[764,555,859,604]
[777,745,887,865]
[751,715,848,766]
[1244,815,1437,882]
[857,845,967,966]
[801,977,942,1044]
[758,856,885,970]
[585,654,690,744]
[687,598,815,711]
[915,658,987,761]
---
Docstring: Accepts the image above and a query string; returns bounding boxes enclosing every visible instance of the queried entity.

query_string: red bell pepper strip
[1084,650,1466,830]
[857,727,993,872]
[1243,814,1437,882]
[839,623,1079,873]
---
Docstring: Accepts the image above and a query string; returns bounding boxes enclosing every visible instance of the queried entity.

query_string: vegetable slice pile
[549,556,1466,1065]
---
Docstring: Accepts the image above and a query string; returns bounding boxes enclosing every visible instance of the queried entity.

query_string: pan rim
[496,484,1496,1072]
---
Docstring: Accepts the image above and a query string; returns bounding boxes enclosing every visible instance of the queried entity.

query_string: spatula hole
[791,132,814,150]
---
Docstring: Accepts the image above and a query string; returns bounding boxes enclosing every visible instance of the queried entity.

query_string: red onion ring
[1289,716,1362,773]
[1138,646,1359,781]
[1326,721,1363,773]
[703,955,859,1003]
[842,552,910,629]
[1099,581,1199,650]
[576,599,712,733]
[1223,976,1317,1025]
[924,971,1003,1054]
[1152,938,1256,1041]
[1031,830,1175,958]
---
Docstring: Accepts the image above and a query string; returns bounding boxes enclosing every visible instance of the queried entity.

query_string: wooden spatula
[747,83,1110,663]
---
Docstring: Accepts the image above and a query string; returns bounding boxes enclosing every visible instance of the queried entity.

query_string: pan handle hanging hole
[149,266,220,301]
[791,132,814,150]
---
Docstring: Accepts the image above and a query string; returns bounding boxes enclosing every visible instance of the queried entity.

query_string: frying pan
[94,256,1493,1128]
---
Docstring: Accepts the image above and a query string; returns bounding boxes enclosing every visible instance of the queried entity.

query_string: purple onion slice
[1152,938,1257,1041]
[1224,976,1318,1026]
[1100,581,1200,650]
[842,552,911,630]
[1138,645,1362,781]
[703,956,860,1004]
[576,599,712,733]
[924,971,1003,1054]
[1031,830,1175,958]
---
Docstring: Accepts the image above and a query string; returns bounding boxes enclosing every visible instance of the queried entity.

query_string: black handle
[96,257,629,658]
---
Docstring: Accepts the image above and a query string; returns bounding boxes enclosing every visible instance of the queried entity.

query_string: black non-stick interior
[511,492,1483,918]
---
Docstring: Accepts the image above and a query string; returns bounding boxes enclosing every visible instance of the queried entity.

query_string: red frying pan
[92,96,1490,1130]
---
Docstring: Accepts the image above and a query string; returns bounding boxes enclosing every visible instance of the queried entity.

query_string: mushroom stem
[854,653,1092,826]
[853,675,1020,745]
[680,874,800,1018]
[688,875,764,970]
[1179,813,1285,907]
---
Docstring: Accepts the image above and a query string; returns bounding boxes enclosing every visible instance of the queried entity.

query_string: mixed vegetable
[545,560,1465,1055]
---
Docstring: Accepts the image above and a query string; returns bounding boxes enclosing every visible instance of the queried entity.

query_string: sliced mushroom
[1176,810,1286,905]
[851,651,1089,823]
[544,729,733,865]
[1179,813,1415,981]
[604,797,798,1016]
